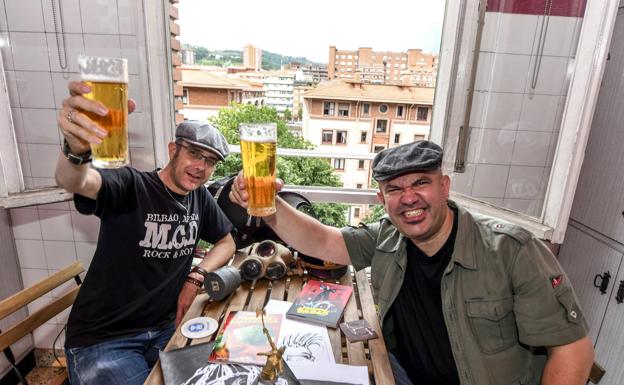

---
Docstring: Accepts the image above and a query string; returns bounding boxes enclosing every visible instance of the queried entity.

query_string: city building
[328,47,438,87]
[181,48,195,65]
[263,74,295,114]
[302,80,434,223]
[292,84,314,120]
[284,62,329,84]
[179,68,264,121]
[243,44,262,71]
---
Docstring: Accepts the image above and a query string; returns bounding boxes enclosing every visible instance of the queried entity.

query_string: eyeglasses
[177,142,218,167]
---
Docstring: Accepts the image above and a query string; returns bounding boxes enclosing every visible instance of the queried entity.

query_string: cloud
[178,0,445,63]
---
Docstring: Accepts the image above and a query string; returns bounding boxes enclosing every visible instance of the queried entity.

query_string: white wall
[0,0,169,355]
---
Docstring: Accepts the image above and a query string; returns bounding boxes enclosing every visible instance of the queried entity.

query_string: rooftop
[179,69,263,91]
[303,81,435,104]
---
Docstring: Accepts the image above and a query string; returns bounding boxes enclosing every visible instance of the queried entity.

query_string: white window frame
[430,0,619,242]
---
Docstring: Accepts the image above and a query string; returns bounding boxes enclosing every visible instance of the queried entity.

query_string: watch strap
[62,139,92,165]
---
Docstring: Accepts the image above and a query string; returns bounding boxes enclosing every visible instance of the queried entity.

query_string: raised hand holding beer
[239,123,278,216]
[78,56,129,168]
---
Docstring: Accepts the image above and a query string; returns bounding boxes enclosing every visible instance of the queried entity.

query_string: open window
[432,0,618,241]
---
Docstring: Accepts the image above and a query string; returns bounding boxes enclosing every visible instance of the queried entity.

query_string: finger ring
[67,109,76,124]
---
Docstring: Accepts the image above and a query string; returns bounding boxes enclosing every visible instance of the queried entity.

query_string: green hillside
[183,45,322,69]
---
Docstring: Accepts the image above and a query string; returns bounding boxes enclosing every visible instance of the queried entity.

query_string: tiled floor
[23,349,68,385]
[25,366,68,385]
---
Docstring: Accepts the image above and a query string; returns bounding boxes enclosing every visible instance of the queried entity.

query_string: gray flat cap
[372,140,443,181]
[175,120,229,160]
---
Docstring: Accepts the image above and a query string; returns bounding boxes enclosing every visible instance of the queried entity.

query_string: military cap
[372,140,443,181]
[175,120,229,160]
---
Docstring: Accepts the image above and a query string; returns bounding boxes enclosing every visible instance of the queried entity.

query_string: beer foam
[239,123,277,142]
[78,55,128,83]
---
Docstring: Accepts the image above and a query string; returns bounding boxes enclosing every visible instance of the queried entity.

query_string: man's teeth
[404,209,424,217]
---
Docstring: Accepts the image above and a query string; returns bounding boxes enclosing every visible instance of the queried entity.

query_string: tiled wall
[449,1,586,218]
[10,201,98,348]
[0,0,155,190]
[0,0,160,352]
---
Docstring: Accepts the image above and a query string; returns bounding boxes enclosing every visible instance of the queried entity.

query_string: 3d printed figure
[256,309,286,383]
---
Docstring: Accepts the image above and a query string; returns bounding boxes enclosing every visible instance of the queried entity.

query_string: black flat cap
[175,120,229,160]
[372,140,443,181]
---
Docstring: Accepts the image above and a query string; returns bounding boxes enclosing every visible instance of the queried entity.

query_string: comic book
[208,310,283,366]
[286,280,353,328]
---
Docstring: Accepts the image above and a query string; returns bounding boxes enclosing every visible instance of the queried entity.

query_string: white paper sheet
[264,299,335,364]
[289,362,370,385]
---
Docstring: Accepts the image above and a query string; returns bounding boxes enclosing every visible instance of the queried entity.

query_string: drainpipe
[454,0,488,172]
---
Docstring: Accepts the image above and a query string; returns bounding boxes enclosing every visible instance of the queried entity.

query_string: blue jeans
[65,324,175,385]
[389,352,415,385]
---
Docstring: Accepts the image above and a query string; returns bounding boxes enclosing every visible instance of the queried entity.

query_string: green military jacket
[341,200,588,385]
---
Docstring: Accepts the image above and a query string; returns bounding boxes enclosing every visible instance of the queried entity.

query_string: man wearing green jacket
[229,140,594,385]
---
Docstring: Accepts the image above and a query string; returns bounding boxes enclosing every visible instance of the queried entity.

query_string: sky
[177,0,446,64]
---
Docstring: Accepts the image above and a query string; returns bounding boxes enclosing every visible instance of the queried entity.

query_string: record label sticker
[181,317,218,339]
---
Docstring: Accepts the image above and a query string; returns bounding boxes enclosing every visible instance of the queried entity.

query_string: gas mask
[239,240,294,281]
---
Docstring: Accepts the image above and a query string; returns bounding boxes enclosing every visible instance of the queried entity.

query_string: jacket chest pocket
[466,297,518,354]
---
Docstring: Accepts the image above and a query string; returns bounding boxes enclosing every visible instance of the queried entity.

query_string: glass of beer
[78,55,129,168]
[239,123,277,217]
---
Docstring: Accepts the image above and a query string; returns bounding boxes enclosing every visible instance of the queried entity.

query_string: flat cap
[175,120,229,160]
[372,140,443,181]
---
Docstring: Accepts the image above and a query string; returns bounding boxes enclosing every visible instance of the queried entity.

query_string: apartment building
[284,63,329,84]
[179,68,264,121]
[302,81,434,223]
[243,44,262,71]
[328,46,438,87]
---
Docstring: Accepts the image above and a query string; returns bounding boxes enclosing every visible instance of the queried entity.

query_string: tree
[297,107,303,121]
[361,204,386,224]
[209,103,348,227]
[282,108,292,122]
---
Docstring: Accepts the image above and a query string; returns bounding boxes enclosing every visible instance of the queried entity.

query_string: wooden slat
[0,286,80,351]
[355,269,395,385]
[342,272,367,367]
[270,278,286,301]
[286,276,305,302]
[245,279,270,312]
[0,261,83,320]
[165,292,211,351]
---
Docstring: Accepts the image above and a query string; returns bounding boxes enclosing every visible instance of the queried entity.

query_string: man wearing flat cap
[55,81,236,385]
[230,140,594,385]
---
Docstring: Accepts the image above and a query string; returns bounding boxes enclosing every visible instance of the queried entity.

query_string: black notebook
[159,342,215,385]
[159,341,301,385]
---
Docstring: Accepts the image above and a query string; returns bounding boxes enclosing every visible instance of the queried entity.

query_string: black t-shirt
[390,208,460,385]
[65,167,232,348]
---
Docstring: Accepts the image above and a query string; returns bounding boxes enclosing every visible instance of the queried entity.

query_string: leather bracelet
[185,276,203,288]
[191,265,210,279]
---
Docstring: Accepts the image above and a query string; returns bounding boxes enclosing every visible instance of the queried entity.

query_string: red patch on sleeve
[551,275,564,288]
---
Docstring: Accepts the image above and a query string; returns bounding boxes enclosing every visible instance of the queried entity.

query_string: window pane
[322,130,333,143]
[362,103,370,115]
[360,132,367,142]
[394,134,400,144]
[417,107,428,121]
[336,130,347,144]
[358,160,365,169]
[376,119,387,133]
[323,102,335,115]
[338,103,349,117]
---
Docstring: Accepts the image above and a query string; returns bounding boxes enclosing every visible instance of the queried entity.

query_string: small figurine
[256,308,285,383]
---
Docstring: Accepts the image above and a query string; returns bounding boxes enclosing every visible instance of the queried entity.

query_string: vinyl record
[181,317,218,339]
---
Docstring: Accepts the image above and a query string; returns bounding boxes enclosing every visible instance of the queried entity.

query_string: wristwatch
[62,139,92,165]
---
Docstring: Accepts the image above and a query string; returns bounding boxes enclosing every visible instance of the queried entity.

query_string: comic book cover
[208,311,283,366]
[286,280,353,328]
